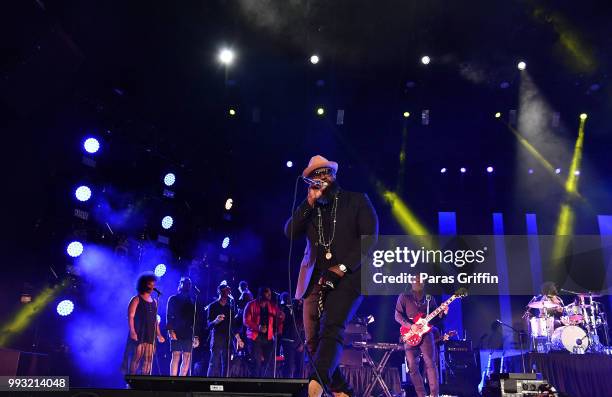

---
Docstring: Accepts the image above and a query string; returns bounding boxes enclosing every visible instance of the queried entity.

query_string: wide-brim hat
[302,155,339,178]
[217,280,231,292]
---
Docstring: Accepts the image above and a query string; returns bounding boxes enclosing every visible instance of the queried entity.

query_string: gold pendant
[325,251,332,260]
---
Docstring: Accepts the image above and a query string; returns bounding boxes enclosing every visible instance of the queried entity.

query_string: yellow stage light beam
[531,7,597,74]
[501,121,583,200]
[375,181,429,237]
[551,116,588,264]
[564,116,586,195]
[0,282,66,347]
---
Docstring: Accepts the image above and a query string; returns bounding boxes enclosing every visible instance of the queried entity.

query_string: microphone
[153,288,163,296]
[228,294,234,301]
[302,176,328,189]
[425,294,432,302]
[193,285,201,294]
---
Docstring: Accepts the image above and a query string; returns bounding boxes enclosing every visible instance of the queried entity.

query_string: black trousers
[303,280,362,393]
[207,333,229,377]
[247,334,275,378]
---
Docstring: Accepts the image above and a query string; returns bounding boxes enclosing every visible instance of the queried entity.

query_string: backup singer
[395,280,447,397]
[285,155,378,397]
[243,286,285,377]
[166,277,199,376]
[206,281,244,377]
[123,273,166,375]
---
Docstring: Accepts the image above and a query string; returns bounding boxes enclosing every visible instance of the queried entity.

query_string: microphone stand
[496,320,526,373]
[189,288,199,376]
[226,297,234,378]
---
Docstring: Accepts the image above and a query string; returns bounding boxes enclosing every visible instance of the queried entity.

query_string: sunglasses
[310,168,335,178]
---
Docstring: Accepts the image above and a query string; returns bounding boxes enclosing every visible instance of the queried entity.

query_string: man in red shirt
[243,287,285,377]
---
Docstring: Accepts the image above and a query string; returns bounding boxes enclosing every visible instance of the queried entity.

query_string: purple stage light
[161,216,174,230]
[57,300,74,316]
[222,237,230,249]
[555,168,561,174]
[460,167,466,173]
[528,168,534,174]
[440,168,447,174]
[75,185,92,202]
[286,161,293,168]
[154,264,167,277]
[83,138,100,154]
[67,241,84,258]
[163,173,176,187]
[486,166,494,173]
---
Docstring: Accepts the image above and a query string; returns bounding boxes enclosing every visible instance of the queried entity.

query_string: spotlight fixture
[66,241,84,258]
[310,55,320,64]
[421,56,431,65]
[440,168,447,174]
[161,216,174,230]
[316,107,325,116]
[225,198,233,210]
[574,170,581,176]
[222,237,230,249]
[163,173,176,187]
[460,167,467,174]
[83,138,100,154]
[487,166,494,173]
[218,48,235,65]
[286,161,293,168]
[56,300,75,316]
[528,168,534,174]
[517,61,527,71]
[154,264,167,277]
[75,185,92,202]
[555,168,561,174]
[403,111,410,118]
[495,112,502,119]
[579,113,587,120]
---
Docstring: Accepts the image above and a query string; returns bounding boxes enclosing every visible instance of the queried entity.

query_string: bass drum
[551,326,589,353]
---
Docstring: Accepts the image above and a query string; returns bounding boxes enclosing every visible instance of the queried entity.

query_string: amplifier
[445,340,472,352]
[483,373,549,397]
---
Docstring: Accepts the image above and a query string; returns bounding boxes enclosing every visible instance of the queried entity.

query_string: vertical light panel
[438,212,463,337]
[526,214,543,294]
[597,215,612,311]
[493,213,513,348]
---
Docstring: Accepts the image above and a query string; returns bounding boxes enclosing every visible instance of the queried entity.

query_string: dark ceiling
[2,0,612,286]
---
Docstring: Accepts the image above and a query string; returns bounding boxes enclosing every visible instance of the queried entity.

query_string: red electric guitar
[400,291,467,347]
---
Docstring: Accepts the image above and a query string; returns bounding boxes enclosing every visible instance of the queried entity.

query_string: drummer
[529,282,564,327]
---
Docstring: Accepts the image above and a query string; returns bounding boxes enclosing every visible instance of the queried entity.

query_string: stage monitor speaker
[483,373,550,397]
[126,376,307,396]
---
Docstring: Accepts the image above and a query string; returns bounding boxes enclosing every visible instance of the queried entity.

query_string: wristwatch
[338,264,348,273]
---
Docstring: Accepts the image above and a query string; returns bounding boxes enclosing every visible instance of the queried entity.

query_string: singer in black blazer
[285,183,378,394]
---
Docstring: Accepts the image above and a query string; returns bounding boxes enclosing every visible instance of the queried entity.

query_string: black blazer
[284,188,379,294]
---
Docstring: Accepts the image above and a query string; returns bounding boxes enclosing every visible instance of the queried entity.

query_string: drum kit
[526,291,610,354]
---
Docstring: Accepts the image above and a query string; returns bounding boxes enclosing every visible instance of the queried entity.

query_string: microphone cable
[286,175,329,396]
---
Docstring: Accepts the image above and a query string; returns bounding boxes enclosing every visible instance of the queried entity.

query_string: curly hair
[541,281,558,296]
[136,273,157,294]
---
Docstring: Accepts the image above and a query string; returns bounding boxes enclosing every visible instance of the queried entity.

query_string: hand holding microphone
[303,177,328,207]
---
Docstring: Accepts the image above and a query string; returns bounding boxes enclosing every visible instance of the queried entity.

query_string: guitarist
[395,280,447,397]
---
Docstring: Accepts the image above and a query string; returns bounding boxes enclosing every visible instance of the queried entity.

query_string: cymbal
[528,300,561,309]
[577,292,603,298]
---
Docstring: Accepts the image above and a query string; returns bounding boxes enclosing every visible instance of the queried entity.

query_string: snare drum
[529,316,555,338]
[551,325,589,353]
[564,304,584,324]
